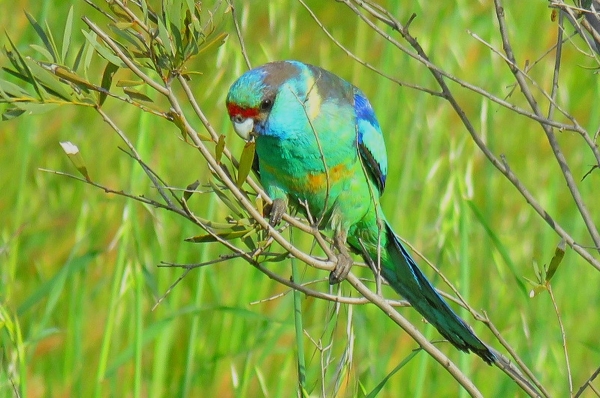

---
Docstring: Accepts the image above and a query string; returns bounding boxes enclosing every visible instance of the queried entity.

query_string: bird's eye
[260,98,273,111]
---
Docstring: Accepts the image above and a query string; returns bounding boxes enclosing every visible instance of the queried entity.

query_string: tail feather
[374,222,495,364]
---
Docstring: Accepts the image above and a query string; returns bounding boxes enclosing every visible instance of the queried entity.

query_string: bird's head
[225,61,301,140]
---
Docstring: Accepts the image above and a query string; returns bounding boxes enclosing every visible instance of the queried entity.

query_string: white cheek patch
[232,118,254,140]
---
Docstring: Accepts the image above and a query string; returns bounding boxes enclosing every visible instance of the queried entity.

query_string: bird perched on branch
[225,60,495,364]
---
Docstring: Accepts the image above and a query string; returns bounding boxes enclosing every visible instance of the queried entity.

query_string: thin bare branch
[227,0,251,70]
[575,364,600,398]
[493,0,600,254]
[340,0,600,272]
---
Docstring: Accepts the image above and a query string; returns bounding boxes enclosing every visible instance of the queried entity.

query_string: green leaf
[72,40,87,72]
[81,30,128,68]
[109,23,145,53]
[0,79,31,98]
[1,66,32,86]
[116,79,144,88]
[527,283,547,299]
[208,179,243,218]
[366,350,420,397]
[17,251,98,316]
[43,19,60,62]
[261,252,291,263]
[237,141,255,187]
[185,228,251,243]
[545,239,566,283]
[467,200,528,297]
[215,134,225,164]
[123,87,154,102]
[47,63,96,91]
[169,0,184,33]
[104,317,173,377]
[5,34,44,101]
[61,6,74,62]
[184,0,201,32]
[156,13,174,57]
[140,0,159,25]
[60,141,91,180]
[25,58,74,101]
[114,21,135,30]
[183,180,200,201]
[2,108,26,121]
[25,11,57,62]
[82,32,96,72]
[12,102,60,115]
[532,260,542,283]
[99,62,119,106]
[196,32,228,58]
[29,44,54,62]
[241,234,256,251]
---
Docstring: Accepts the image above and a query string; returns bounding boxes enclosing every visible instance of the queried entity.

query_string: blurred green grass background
[1,0,599,396]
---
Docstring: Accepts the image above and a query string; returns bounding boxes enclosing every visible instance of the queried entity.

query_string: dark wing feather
[354,90,388,193]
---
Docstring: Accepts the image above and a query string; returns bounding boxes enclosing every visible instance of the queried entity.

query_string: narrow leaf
[2,108,26,121]
[169,0,183,32]
[47,63,97,90]
[43,20,61,63]
[237,141,255,187]
[529,284,547,298]
[467,200,528,296]
[29,44,54,62]
[241,234,257,251]
[5,35,44,100]
[215,134,225,164]
[81,30,127,68]
[25,58,73,101]
[123,87,153,102]
[61,6,74,62]
[0,79,31,98]
[196,32,228,58]
[262,252,291,263]
[12,102,60,115]
[82,32,96,72]
[195,132,212,141]
[366,350,420,398]
[183,180,200,201]
[114,21,135,30]
[208,179,243,218]
[109,23,145,52]
[99,62,119,106]
[116,79,144,87]
[545,239,566,282]
[185,229,250,243]
[25,11,57,62]
[156,14,175,57]
[60,141,90,180]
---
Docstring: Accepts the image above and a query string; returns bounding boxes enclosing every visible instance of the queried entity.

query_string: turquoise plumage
[226,60,495,364]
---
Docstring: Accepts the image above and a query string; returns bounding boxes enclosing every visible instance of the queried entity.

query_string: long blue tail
[374,222,495,364]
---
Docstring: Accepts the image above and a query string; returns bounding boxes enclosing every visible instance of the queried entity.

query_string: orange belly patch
[305,163,350,192]
[262,161,352,194]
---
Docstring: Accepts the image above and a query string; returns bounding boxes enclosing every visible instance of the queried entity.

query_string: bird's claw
[329,251,353,285]
[268,198,287,226]
[329,231,353,284]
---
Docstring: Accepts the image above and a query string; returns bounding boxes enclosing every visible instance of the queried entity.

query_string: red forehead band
[227,103,259,119]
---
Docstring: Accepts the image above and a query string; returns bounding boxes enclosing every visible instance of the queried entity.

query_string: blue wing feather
[354,90,388,193]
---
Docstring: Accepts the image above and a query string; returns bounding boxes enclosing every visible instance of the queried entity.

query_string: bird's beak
[232,117,254,141]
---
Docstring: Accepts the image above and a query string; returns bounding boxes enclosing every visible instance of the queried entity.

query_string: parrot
[225,60,495,364]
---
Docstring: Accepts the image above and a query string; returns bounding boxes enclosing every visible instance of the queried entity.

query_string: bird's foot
[268,198,287,226]
[329,231,353,284]
[329,251,353,285]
